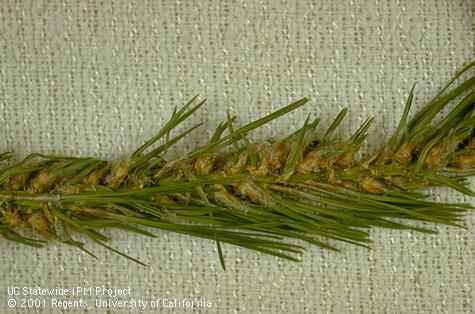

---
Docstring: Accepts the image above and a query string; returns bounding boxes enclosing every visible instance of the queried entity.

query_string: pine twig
[1,61,474,267]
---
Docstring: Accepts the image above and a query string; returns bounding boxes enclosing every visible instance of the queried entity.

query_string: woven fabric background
[0,0,474,313]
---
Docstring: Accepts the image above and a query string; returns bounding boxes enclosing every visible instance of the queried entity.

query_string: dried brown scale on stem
[105,157,129,188]
[0,61,474,268]
[8,172,31,190]
[28,168,56,193]
[81,168,104,185]
[457,152,475,167]
[393,143,412,165]
[194,154,215,176]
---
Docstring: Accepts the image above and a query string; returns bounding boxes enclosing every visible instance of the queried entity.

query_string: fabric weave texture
[0,0,474,313]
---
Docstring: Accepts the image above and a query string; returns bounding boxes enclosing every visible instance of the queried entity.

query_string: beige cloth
[0,0,474,313]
